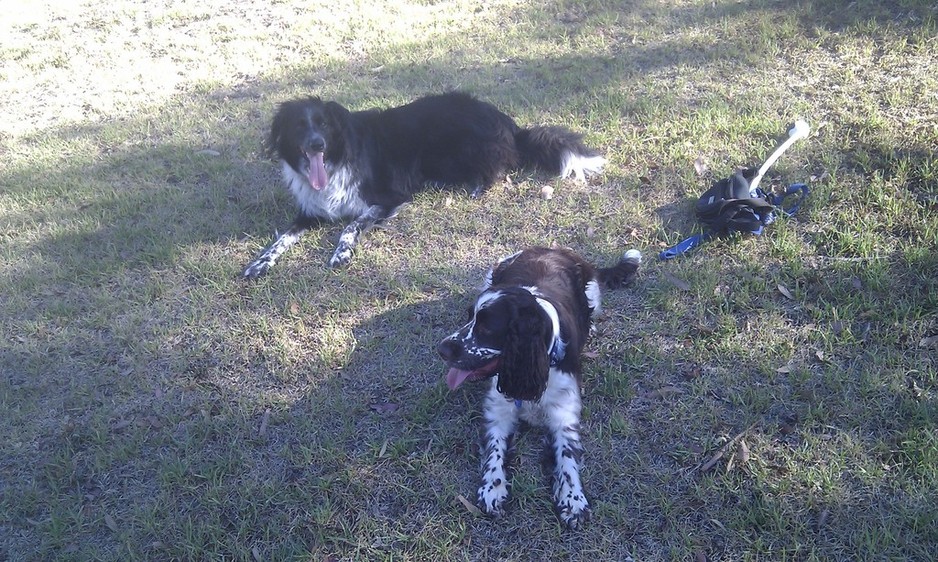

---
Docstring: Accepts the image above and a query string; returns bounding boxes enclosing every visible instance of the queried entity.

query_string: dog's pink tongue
[446,368,473,391]
[307,151,327,190]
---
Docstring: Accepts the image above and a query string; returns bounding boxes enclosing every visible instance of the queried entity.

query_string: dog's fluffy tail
[597,249,641,289]
[515,126,606,181]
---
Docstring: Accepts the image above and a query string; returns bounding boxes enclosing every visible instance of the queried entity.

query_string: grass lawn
[1,0,936,560]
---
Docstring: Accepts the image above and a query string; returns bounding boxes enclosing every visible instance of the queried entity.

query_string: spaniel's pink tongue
[446,368,473,391]
[445,359,500,390]
[306,151,327,190]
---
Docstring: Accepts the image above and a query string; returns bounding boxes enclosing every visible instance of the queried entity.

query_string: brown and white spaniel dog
[437,246,640,529]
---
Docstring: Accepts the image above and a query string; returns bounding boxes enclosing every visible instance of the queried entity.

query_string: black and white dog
[243,93,606,276]
[437,246,640,529]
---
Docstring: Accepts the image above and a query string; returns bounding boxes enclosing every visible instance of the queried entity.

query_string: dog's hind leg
[243,214,321,278]
[328,205,396,268]
[477,384,519,517]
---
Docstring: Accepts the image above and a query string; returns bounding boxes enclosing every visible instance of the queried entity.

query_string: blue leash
[768,182,809,217]
[659,232,709,260]
[659,183,809,260]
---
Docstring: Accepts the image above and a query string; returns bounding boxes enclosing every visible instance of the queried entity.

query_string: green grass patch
[2,0,937,560]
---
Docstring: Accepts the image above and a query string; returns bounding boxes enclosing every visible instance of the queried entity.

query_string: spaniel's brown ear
[496,297,551,401]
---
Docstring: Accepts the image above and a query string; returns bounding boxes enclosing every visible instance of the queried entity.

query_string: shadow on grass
[5,0,934,286]
[2,0,938,559]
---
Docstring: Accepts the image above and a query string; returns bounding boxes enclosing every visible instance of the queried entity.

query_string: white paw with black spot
[557,495,591,530]
[328,247,353,268]
[477,479,509,517]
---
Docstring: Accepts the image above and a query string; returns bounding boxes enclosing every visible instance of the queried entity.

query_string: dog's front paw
[477,479,510,517]
[328,247,353,268]
[557,497,591,530]
[243,258,273,279]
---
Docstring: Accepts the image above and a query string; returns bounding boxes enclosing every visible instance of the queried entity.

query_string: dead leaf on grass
[642,386,682,400]
[725,449,738,473]
[779,419,796,435]
[818,508,830,529]
[693,156,708,176]
[258,408,271,437]
[370,402,399,414]
[252,546,262,561]
[540,185,554,200]
[663,272,691,291]
[104,514,118,533]
[457,494,483,517]
[919,335,938,348]
[737,438,750,464]
[777,283,794,300]
[699,422,757,473]
[378,439,388,458]
[776,364,792,374]
[583,350,600,359]
[725,439,751,472]
[111,418,133,432]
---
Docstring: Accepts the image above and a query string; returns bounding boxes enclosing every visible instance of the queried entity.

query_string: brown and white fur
[437,246,640,529]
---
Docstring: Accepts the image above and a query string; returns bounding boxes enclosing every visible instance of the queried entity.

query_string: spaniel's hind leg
[477,383,519,516]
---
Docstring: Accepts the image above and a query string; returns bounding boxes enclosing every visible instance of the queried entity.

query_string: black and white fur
[243,93,606,276]
[437,246,641,529]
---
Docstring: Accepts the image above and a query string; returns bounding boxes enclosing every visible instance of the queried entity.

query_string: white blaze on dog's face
[436,287,557,401]
[270,98,331,190]
[437,290,507,390]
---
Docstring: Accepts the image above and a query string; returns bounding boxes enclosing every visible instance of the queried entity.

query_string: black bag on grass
[694,168,777,237]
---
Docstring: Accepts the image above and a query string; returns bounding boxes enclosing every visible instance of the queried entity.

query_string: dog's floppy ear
[266,97,324,158]
[496,297,552,401]
[324,101,350,131]
[266,104,288,159]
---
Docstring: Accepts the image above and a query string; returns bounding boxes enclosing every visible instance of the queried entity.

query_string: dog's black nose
[307,136,326,152]
[437,339,460,362]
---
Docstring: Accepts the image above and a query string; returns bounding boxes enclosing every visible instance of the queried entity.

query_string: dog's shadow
[280,284,577,531]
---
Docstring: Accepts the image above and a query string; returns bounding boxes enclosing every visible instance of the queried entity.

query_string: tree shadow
[3,0,937,558]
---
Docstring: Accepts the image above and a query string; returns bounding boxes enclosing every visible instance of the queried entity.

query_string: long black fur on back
[244,92,606,275]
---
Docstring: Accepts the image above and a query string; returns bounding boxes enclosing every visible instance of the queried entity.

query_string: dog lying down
[243,92,606,277]
[437,246,641,529]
